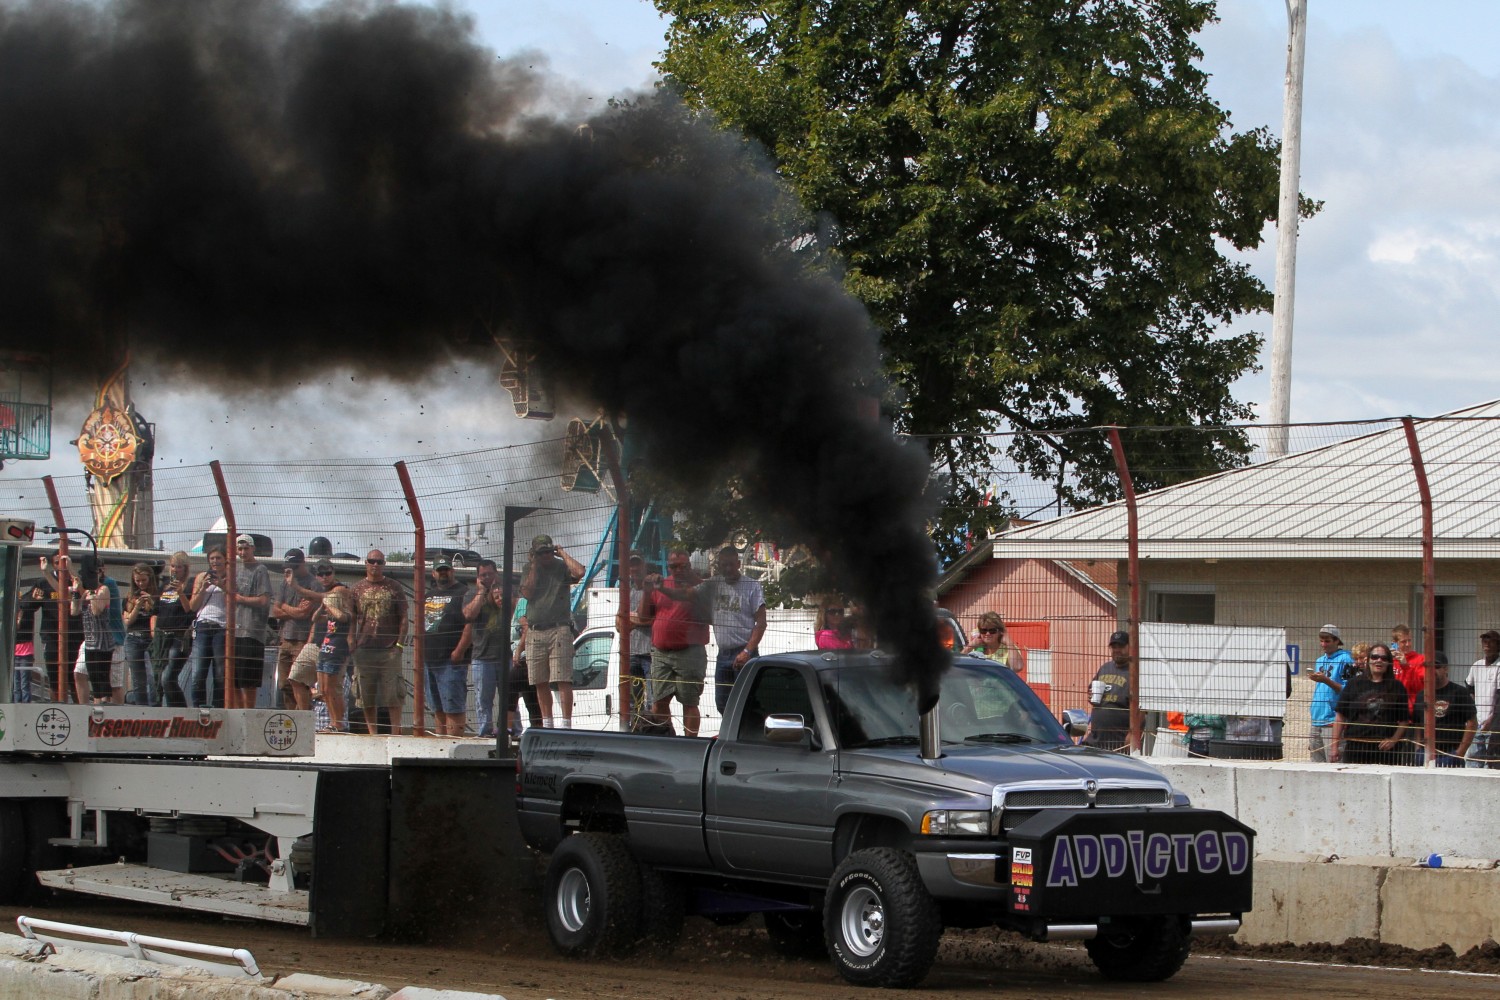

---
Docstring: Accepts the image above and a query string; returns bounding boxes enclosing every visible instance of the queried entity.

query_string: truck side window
[737,665,815,742]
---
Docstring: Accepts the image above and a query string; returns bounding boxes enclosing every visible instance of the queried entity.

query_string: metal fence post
[394,461,427,737]
[1106,428,1143,754]
[1401,417,1437,767]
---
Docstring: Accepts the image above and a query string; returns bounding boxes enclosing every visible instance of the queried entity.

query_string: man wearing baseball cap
[520,534,584,728]
[1082,630,1133,753]
[1309,624,1352,763]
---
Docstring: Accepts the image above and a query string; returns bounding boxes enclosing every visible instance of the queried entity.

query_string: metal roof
[988,400,1500,561]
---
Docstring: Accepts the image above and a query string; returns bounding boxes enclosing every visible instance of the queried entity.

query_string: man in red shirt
[1391,624,1426,713]
[638,548,710,737]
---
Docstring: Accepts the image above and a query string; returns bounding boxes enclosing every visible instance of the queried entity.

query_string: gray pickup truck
[517,651,1252,988]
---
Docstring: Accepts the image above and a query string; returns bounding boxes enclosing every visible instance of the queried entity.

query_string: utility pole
[1267,0,1308,459]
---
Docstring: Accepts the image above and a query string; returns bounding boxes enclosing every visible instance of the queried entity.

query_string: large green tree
[655,0,1291,555]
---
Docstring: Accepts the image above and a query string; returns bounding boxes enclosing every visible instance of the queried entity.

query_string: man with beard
[1412,654,1476,767]
[1083,631,1133,753]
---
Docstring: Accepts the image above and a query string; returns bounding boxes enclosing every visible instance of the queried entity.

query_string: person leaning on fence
[1467,630,1500,768]
[1412,652,1476,767]
[1308,624,1353,763]
[1083,630,1133,753]
[1330,642,1410,765]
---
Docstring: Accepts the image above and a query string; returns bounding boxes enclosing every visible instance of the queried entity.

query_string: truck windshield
[823,659,1071,749]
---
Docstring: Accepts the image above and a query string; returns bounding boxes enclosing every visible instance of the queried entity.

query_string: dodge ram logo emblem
[1084,779,1098,803]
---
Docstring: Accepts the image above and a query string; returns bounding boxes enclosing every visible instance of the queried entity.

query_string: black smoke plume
[0,0,944,706]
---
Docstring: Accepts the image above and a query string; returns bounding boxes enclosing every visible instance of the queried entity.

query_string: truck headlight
[920,809,991,836]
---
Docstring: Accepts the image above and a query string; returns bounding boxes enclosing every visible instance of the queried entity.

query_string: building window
[1150,588,1216,625]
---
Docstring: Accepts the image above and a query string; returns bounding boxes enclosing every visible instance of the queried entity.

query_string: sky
[7,0,1500,488]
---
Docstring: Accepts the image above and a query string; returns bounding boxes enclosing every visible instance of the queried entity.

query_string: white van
[566,586,817,737]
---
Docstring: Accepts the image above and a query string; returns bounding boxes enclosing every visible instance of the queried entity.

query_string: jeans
[124,632,153,705]
[158,632,191,708]
[12,652,34,703]
[471,658,502,736]
[714,645,747,714]
[187,621,226,708]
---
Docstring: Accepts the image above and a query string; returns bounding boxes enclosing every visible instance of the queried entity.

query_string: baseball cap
[1482,629,1500,641]
[531,534,554,551]
[1318,624,1341,641]
[235,533,254,546]
[313,559,334,574]
[1108,630,1130,646]
[283,548,306,565]
[433,557,452,570]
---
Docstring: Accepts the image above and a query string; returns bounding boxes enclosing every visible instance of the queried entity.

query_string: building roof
[988,399,1500,561]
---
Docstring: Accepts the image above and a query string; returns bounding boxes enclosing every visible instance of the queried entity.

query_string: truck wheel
[544,833,642,957]
[1085,915,1192,982]
[765,911,828,959]
[636,864,685,951]
[825,848,941,988]
[0,801,27,904]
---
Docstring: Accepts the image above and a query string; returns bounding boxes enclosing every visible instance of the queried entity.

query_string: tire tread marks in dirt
[825,847,941,988]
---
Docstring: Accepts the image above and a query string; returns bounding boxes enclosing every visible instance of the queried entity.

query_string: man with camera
[519,534,584,729]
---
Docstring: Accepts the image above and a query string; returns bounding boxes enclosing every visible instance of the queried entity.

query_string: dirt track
[4,897,1499,999]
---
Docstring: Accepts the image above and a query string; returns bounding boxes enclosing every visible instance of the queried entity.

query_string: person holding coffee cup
[1083,630,1133,752]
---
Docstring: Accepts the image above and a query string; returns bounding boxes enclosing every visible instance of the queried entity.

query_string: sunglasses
[316,570,335,577]
[1369,654,1392,661]
[366,559,385,565]
[978,627,1001,635]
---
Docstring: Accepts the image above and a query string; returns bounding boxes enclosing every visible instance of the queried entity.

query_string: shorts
[234,638,265,689]
[425,661,468,714]
[526,625,574,686]
[278,640,307,685]
[76,646,126,689]
[290,641,321,687]
[650,645,707,707]
[354,645,405,709]
[317,647,348,676]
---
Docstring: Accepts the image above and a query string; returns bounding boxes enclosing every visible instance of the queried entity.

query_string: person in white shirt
[1467,629,1500,768]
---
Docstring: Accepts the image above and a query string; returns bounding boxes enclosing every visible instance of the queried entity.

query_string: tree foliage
[654,0,1292,558]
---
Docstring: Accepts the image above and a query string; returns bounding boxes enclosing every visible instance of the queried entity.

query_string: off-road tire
[636,864,685,951]
[764,910,829,959]
[544,833,642,957]
[824,847,941,988]
[1085,915,1192,982]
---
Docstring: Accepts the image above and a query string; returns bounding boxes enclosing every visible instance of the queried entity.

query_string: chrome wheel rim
[839,885,884,958]
[556,867,592,934]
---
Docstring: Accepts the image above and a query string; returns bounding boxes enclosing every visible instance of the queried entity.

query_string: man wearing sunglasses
[352,549,409,735]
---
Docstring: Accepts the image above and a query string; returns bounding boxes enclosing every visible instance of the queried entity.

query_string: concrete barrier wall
[1151,759,1500,860]
[1149,760,1500,951]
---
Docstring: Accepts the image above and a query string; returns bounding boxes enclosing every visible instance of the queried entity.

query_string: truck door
[705,663,837,879]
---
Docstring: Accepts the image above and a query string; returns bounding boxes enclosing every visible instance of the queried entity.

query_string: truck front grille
[992,782,1173,835]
